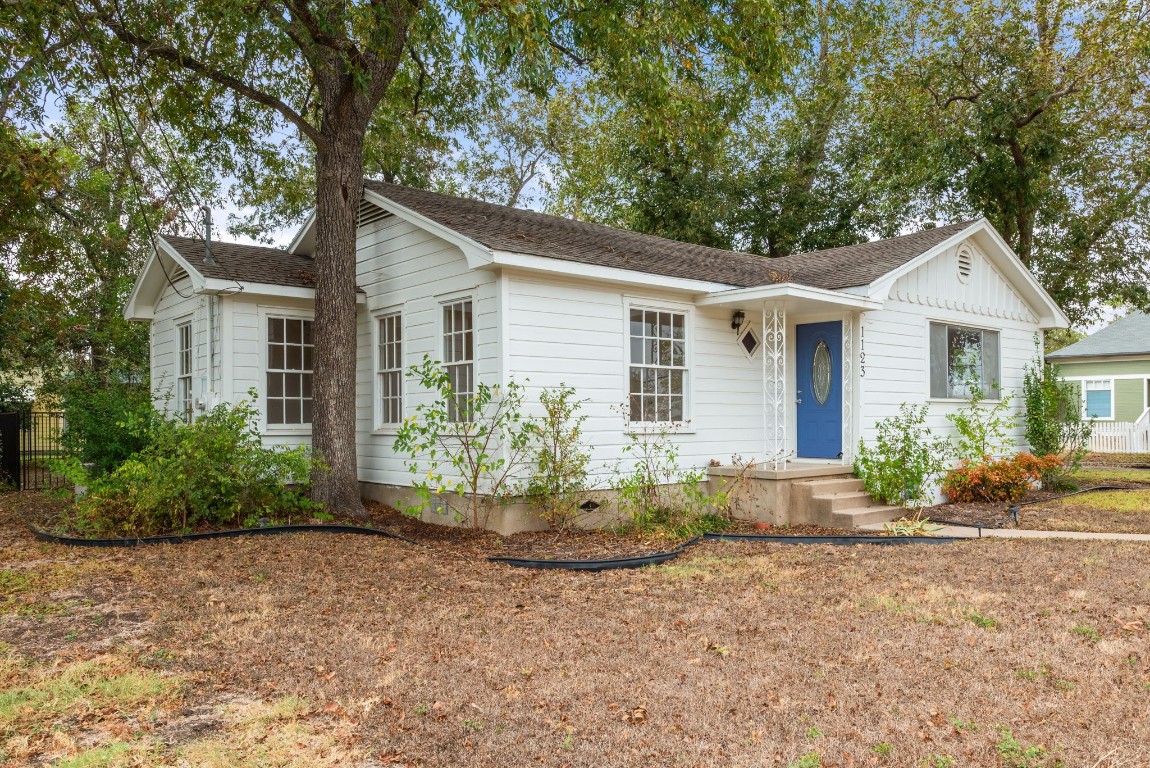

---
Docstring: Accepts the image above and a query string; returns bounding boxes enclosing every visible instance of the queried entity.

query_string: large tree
[7,0,784,513]
[871,0,1150,324]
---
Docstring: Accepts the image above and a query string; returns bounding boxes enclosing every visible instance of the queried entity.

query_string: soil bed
[1082,452,1150,468]
[721,520,885,536]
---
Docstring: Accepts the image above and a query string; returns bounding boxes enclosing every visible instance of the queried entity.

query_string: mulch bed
[720,520,885,537]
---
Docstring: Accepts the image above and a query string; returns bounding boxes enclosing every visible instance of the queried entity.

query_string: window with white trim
[176,320,192,421]
[1083,380,1113,419]
[266,317,314,426]
[377,312,403,426]
[628,308,687,422]
[929,322,1000,399]
[442,299,474,422]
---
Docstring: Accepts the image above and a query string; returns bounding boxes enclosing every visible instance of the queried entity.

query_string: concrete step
[831,505,903,527]
[796,477,865,495]
[812,490,877,512]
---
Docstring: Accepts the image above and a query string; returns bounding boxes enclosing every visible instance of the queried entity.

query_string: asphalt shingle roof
[1046,312,1150,359]
[366,181,976,291]
[163,235,320,289]
[163,185,978,294]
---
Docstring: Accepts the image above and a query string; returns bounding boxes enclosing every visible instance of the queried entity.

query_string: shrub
[525,385,592,530]
[59,393,318,536]
[942,452,1060,503]
[854,404,950,507]
[1022,343,1092,491]
[394,357,537,529]
[57,372,157,476]
[610,407,727,534]
[947,367,1018,464]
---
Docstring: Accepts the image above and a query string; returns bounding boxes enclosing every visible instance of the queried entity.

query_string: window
[176,320,192,420]
[628,308,687,422]
[442,299,473,422]
[266,317,314,426]
[378,312,403,426]
[929,322,1000,400]
[1083,380,1113,419]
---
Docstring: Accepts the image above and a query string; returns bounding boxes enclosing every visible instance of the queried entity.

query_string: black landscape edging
[1015,484,1128,507]
[701,532,961,546]
[488,536,703,571]
[29,523,426,548]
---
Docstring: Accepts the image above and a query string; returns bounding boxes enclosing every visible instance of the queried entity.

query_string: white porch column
[763,302,787,470]
[841,311,856,465]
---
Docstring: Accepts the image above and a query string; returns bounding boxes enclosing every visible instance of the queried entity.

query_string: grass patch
[1024,490,1150,534]
[1072,468,1150,485]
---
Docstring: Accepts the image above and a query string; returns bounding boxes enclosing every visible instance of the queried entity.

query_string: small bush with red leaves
[942,452,1062,503]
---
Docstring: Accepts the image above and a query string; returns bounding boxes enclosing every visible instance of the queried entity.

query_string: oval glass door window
[812,340,832,405]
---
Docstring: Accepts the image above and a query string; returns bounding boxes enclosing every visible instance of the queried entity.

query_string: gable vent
[169,266,189,283]
[357,199,391,229]
[957,247,973,282]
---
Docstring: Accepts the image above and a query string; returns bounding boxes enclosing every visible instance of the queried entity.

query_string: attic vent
[957,247,974,283]
[170,267,189,283]
[357,200,390,228]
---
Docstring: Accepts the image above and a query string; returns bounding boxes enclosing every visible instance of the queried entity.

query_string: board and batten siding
[353,212,500,486]
[504,273,763,485]
[858,239,1042,457]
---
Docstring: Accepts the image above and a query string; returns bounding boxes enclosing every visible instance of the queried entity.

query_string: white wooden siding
[354,213,500,486]
[149,276,207,417]
[859,239,1044,476]
[505,274,763,485]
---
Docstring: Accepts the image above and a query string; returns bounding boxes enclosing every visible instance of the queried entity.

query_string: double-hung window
[266,317,314,426]
[628,308,687,423]
[1083,380,1113,419]
[929,322,1000,399]
[378,312,403,426]
[176,320,192,420]
[442,299,474,422]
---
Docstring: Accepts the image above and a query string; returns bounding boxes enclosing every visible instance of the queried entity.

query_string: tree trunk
[310,123,367,517]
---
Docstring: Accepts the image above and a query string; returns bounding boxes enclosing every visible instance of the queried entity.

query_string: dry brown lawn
[3,492,1150,767]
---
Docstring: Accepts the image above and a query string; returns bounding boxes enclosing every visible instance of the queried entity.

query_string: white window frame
[261,308,315,433]
[624,300,692,426]
[175,317,193,421]
[1082,379,1114,421]
[927,320,1002,401]
[374,309,404,431]
[440,296,475,424]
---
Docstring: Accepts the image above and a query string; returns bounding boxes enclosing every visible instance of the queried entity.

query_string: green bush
[58,373,156,476]
[1022,343,1091,491]
[946,368,1017,463]
[854,404,950,507]
[58,393,319,536]
[394,357,537,529]
[525,385,592,529]
[611,408,727,535]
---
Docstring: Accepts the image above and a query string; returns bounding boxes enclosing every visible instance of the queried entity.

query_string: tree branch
[98,13,320,144]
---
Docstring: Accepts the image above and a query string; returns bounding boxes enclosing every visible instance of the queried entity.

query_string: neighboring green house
[1047,312,1150,423]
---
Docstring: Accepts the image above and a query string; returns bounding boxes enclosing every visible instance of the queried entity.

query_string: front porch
[699,284,900,527]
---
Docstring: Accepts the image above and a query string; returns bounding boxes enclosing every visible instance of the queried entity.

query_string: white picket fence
[1088,409,1150,453]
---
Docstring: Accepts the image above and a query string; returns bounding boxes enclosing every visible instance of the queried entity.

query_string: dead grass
[1083,452,1150,468]
[1024,489,1150,534]
[3,492,1150,766]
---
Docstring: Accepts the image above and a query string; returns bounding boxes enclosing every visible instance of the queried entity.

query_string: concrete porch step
[795,477,865,495]
[830,505,903,528]
[811,490,876,513]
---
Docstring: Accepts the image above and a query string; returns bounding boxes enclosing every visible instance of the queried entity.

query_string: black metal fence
[0,410,67,491]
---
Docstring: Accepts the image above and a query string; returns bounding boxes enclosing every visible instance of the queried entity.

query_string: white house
[125,183,1069,532]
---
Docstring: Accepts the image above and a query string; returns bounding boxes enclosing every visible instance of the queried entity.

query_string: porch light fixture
[731,310,745,333]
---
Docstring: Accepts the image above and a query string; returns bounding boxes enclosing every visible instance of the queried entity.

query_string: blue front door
[796,321,843,459]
